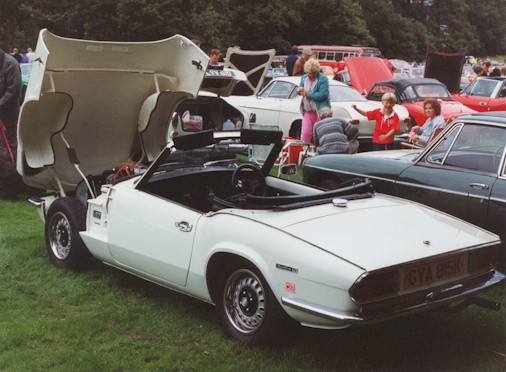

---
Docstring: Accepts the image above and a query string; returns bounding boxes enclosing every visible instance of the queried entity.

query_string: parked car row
[225,75,410,149]
[17,30,505,345]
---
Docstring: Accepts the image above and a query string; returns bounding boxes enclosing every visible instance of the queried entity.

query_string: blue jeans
[372,143,393,151]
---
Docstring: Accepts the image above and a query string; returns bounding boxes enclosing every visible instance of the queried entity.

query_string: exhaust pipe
[446,297,501,313]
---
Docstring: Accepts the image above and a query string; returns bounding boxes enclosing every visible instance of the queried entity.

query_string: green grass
[1,199,505,371]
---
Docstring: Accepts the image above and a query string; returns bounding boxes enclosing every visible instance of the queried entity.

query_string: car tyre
[216,261,284,344]
[45,197,91,271]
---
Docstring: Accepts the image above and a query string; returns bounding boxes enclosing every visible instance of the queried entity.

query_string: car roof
[457,111,506,124]
[474,76,506,82]
[271,75,348,87]
[374,77,444,90]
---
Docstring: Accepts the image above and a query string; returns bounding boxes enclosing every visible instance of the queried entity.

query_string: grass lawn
[1,199,505,371]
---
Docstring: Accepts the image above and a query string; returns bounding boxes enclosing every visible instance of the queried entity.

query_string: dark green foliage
[1,0,505,61]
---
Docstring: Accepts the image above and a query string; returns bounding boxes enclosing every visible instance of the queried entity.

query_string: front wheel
[216,263,284,344]
[45,197,92,271]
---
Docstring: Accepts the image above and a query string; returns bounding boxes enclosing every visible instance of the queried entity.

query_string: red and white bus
[297,45,382,75]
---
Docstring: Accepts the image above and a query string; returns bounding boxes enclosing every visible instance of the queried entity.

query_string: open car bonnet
[199,47,274,97]
[16,30,261,192]
[424,47,466,94]
[345,57,394,95]
[222,47,275,96]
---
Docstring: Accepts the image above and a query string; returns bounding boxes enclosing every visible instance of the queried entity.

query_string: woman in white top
[409,98,446,147]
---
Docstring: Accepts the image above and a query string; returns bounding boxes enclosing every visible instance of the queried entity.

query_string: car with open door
[17,30,505,345]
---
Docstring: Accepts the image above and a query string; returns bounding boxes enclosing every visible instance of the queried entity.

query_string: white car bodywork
[17,30,505,345]
[225,76,410,143]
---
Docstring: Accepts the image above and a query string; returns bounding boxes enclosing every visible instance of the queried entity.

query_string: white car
[18,30,505,345]
[225,76,410,150]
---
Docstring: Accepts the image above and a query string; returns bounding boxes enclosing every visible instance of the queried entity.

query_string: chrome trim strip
[281,271,505,324]
[307,165,396,185]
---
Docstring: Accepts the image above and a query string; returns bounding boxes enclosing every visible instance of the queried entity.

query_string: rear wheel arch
[208,253,287,344]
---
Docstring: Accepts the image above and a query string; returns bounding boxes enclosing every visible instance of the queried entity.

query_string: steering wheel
[493,144,505,171]
[231,164,266,196]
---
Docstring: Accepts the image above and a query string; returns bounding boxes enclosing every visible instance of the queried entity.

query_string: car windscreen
[462,79,500,97]
[405,83,452,101]
[157,143,250,172]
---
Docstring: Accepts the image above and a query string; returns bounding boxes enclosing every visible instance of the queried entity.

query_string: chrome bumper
[282,270,505,325]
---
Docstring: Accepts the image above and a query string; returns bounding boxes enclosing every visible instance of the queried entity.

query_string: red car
[365,78,477,127]
[452,77,506,112]
[335,56,394,95]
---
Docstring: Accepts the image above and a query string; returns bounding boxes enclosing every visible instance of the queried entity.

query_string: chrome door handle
[469,183,489,190]
[175,221,192,232]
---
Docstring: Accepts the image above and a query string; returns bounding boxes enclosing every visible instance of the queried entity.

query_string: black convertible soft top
[212,178,375,211]
[373,78,444,91]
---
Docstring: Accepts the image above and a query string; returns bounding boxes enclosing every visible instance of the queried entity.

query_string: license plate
[403,255,466,290]
[205,69,235,77]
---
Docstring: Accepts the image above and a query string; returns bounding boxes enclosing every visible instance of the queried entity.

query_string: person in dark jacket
[0,47,22,198]
[0,47,21,142]
[285,45,299,76]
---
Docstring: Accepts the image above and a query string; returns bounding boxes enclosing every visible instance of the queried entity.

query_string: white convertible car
[18,30,505,344]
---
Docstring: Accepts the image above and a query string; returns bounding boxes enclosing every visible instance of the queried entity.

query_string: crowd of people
[290,46,404,153]
[284,45,506,155]
[472,59,506,79]
[8,47,35,64]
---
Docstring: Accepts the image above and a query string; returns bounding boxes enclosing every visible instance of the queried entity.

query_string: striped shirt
[313,117,359,154]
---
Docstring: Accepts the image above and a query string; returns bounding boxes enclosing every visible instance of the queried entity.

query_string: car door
[455,94,492,112]
[253,80,300,127]
[396,123,503,229]
[106,185,201,287]
[489,172,506,241]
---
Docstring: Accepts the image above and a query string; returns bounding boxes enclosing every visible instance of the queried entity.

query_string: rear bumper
[282,270,505,325]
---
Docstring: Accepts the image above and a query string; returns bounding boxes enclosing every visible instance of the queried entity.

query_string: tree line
[1,0,505,61]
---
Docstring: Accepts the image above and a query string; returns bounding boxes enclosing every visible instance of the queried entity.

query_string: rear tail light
[468,246,501,273]
[350,119,360,125]
[350,270,401,303]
